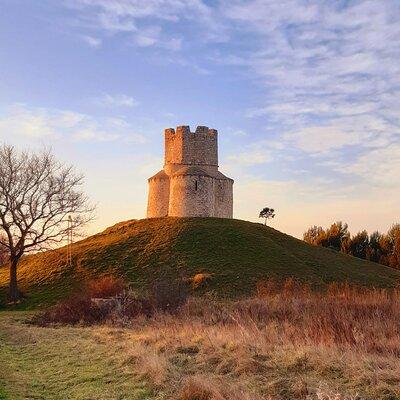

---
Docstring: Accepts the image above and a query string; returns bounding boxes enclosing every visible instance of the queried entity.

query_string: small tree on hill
[0,145,94,303]
[259,207,275,226]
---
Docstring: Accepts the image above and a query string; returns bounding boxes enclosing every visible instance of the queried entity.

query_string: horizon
[1,0,399,238]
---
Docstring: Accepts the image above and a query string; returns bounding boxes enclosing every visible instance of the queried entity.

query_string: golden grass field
[1,283,400,400]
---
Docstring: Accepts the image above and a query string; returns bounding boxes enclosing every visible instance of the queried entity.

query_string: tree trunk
[9,258,19,304]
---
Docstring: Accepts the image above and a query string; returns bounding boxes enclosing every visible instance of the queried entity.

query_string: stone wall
[147,125,233,219]
[214,178,233,218]
[168,173,215,217]
[164,126,218,167]
[147,172,170,218]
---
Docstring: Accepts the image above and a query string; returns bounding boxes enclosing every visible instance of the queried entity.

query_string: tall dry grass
[112,279,400,399]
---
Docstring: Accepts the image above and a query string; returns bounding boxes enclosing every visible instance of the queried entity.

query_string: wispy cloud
[132,25,182,50]
[0,104,145,144]
[228,148,272,166]
[0,104,75,139]
[219,0,400,157]
[72,128,120,142]
[66,0,219,49]
[94,93,139,108]
[82,35,102,48]
[67,0,211,25]
[231,129,248,137]
[340,143,400,187]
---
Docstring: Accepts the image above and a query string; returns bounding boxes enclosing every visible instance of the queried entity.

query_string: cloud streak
[0,104,145,144]
[94,93,139,108]
[220,0,400,155]
[66,0,218,49]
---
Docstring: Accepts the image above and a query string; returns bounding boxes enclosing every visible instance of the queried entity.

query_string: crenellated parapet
[164,125,217,136]
[164,125,218,168]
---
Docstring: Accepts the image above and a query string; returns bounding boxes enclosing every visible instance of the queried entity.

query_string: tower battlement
[164,125,217,136]
[164,125,218,167]
[147,124,233,219]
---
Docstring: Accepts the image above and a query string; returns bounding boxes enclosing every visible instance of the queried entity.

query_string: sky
[0,0,399,238]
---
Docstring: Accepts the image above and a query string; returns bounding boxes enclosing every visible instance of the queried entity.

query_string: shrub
[190,273,213,289]
[180,378,214,400]
[32,294,108,326]
[256,277,278,297]
[32,290,154,326]
[108,290,154,322]
[32,276,127,326]
[152,279,189,314]
[32,276,191,326]
[87,275,126,298]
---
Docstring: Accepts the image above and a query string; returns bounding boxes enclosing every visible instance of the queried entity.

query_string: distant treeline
[303,222,400,270]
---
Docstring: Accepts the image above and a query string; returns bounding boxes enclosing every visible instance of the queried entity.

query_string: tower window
[195,181,198,191]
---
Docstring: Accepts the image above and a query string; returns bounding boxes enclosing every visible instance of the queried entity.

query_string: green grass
[0,385,9,400]
[1,217,399,309]
[0,313,153,400]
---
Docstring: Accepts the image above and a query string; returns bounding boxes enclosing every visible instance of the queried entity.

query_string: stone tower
[147,125,233,218]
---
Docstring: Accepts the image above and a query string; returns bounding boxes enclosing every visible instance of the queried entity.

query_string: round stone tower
[146,125,233,218]
[168,166,215,217]
[147,170,169,218]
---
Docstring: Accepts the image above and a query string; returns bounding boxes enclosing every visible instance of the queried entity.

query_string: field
[1,218,400,399]
[1,284,400,400]
[1,218,400,309]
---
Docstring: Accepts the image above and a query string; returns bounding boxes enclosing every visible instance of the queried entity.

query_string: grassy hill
[1,217,399,308]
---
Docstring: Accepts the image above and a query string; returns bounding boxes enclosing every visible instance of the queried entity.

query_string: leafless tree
[0,144,94,303]
[0,235,9,266]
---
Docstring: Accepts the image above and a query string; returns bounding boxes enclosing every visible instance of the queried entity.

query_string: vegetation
[304,221,400,270]
[0,145,93,303]
[0,313,152,400]
[32,276,186,326]
[1,218,400,309]
[259,207,275,226]
[2,280,400,399]
[0,236,8,267]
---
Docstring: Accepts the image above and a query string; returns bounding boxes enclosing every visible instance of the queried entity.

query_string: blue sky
[0,0,399,237]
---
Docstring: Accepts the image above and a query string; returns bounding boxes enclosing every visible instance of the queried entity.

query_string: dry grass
[2,281,400,399]
[107,282,400,400]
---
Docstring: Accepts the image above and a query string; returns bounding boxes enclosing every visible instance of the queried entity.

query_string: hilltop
[1,217,399,308]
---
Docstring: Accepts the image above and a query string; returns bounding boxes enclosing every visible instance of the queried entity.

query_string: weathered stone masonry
[147,125,234,218]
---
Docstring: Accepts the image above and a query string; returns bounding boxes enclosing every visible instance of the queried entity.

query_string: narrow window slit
[195,181,198,191]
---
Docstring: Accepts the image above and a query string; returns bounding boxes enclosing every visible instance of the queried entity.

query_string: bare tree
[0,235,9,266]
[0,144,93,303]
